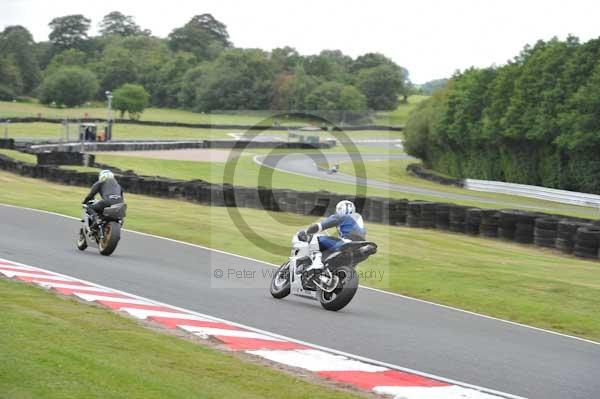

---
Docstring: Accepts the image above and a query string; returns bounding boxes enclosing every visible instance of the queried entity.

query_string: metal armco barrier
[464,179,600,208]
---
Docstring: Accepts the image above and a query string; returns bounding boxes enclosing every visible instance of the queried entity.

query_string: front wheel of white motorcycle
[270,261,291,299]
[319,265,358,311]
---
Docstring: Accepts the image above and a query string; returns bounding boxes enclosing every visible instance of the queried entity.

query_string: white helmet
[98,170,114,182]
[336,200,355,216]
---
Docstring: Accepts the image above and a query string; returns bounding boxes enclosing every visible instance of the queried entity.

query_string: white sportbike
[270,232,377,311]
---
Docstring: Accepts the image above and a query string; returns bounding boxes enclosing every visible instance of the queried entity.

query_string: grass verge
[1,97,424,126]
[1,170,599,341]
[1,147,596,218]
[0,278,363,399]
[3,122,402,142]
[373,95,429,125]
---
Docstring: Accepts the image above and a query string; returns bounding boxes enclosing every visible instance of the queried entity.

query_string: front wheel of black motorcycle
[270,261,291,299]
[319,265,358,311]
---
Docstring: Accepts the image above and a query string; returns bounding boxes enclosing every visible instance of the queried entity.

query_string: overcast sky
[2,0,599,83]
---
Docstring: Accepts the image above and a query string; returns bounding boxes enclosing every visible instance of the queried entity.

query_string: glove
[297,230,308,242]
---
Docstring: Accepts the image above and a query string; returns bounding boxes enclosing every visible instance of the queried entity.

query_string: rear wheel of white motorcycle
[99,222,121,256]
[76,228,87,251]
[270,261,291,299]
[318,265,358,311]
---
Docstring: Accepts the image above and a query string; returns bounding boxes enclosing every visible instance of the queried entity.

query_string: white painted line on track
[373,385,505,399]
[247,349,388,372]
[35,282,115,292]
[74,293,153,305]
[180,326,286,341]
[0,270,74,281]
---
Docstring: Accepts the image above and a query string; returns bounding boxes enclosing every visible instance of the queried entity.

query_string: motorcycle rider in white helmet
[298,200,366,271]
[82,170,124,230]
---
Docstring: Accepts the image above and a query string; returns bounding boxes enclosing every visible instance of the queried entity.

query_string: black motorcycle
[77,202,127,256]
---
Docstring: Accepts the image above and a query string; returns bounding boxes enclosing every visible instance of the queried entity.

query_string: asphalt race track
[255,153,564,210]
[1,205,599,399]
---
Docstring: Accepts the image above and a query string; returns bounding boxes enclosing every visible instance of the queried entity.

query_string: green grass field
[1,96,426,127]
[0,100,279,125]
[2,122,234,141]
[0,277,363,399]
[373,95,429,125]
[3,122,402,142]
[1,170,599,341]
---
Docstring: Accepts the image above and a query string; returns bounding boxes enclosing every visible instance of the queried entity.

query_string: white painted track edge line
[1,255,524,399]
[1,201,598,348]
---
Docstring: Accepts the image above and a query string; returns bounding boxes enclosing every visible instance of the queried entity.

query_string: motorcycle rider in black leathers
[83,170,124,229]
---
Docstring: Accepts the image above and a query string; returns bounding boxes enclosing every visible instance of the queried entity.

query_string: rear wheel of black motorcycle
[99,222,121,256]
[76,228,87,251]
[270,261,291,299]
[319,265,358,311]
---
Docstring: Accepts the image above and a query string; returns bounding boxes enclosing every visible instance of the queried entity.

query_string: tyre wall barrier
[574,226,600,259]
[27,140,333,153]
[3,117,403,132]
[406,163,463,187]
[0,138,15,149]
[0,151,598,261]
[36,151,95,166]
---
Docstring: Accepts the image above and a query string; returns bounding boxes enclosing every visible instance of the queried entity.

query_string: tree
[99,11,147,36]
[419,78,448,95]
[179,65,209,108]
[270,46,302,74]
[191,48,274,111]
[149,52,195,107]
[45,48,88,76]
[99,35,171,105]
[0,26,40,93]
[168,14,231,60]
[48,15,91,51]
[303,50,352,81]
[357,64,405,110]
[0,56,23,100]
[352,52,394,72]
[94,47,139,95]
[39,66,98,107]
[112,83,150,119]
[305,82,367,122]
[270,67,319,110]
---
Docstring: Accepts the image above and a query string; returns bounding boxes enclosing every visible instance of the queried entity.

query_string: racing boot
[307,251,324,271]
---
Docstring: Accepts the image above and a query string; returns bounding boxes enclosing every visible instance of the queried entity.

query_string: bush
[404,36,600,194]
[40,66,98,107]
[112,83,150,119]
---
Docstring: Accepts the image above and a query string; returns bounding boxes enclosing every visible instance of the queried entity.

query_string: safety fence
[465,179,600,208]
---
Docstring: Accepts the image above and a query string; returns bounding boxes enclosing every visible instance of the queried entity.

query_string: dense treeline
[404,36,600,194]
[0,12,410,122]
